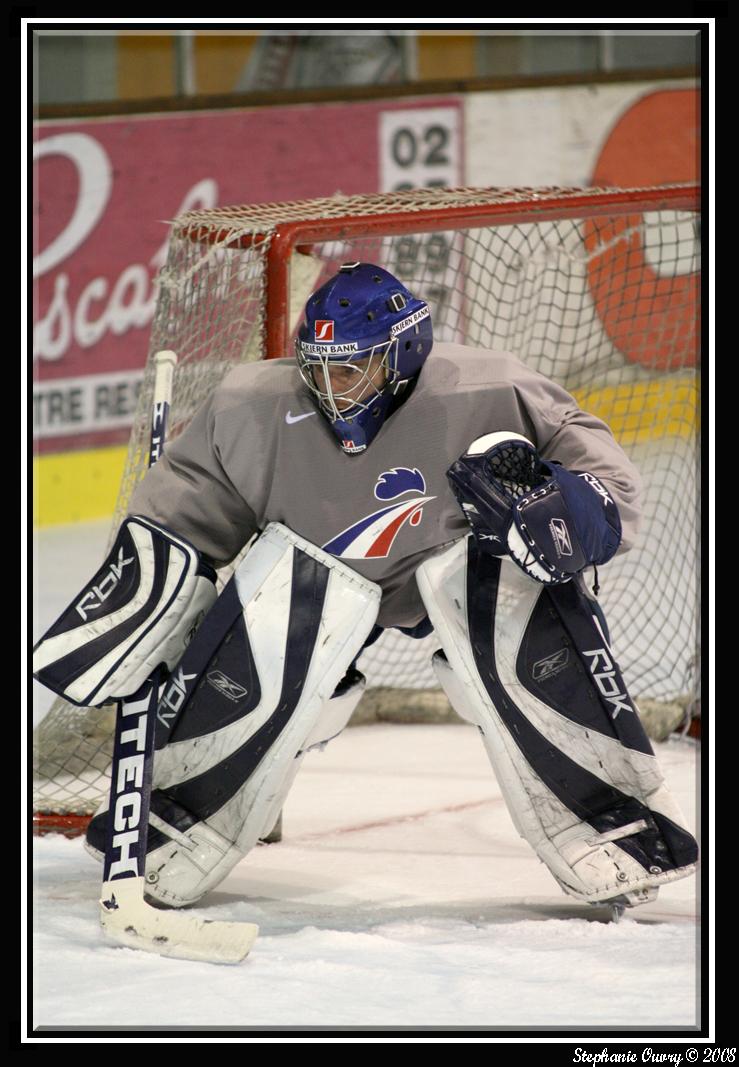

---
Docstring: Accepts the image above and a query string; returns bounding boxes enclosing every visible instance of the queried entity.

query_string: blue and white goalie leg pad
[417,537,698,906]
[86,523,381,908]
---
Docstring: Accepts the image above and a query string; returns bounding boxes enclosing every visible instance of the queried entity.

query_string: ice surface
[31,723,699,1032]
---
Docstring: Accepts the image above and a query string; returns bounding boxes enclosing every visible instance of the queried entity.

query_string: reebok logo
[207,670,248,702]
[579,471,613,506]
[532,648,570,681]
[156,667,198,729]
[315,320,334,341]
[549,518,573,558]
[583,646,635,720]
[76,547,135,620]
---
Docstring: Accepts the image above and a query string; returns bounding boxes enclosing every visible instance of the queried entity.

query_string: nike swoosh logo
[285,411,316,425]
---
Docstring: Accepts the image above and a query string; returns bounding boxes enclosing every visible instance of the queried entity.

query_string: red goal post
[33,183,701,836]
[177,183,699,367]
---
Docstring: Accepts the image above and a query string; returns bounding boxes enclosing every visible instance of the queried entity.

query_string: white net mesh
[33,185,700,824]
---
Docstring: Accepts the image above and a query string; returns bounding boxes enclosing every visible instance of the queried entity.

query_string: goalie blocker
[32,516,218,707]
[417,537,698,906]
[85,522,382,908]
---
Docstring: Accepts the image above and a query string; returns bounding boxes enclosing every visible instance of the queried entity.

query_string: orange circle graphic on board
[586,89,699,370]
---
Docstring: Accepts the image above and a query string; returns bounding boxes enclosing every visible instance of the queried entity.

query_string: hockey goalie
[33,262,698,917]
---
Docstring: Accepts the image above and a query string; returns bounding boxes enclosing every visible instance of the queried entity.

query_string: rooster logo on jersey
[322,468,436,559]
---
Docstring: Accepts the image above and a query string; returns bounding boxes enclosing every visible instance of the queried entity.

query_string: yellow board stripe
[572,373,699,447]
[33,446,128,528]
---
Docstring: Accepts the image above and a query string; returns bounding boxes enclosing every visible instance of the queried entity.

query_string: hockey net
[33,184,700,834]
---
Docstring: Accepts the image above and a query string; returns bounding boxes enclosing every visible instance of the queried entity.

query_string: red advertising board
[33,99,462,453]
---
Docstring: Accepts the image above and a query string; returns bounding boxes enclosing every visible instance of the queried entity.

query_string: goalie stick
[98,350,259,963]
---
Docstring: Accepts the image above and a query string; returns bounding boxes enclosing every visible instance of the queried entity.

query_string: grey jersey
[129,343,642,628]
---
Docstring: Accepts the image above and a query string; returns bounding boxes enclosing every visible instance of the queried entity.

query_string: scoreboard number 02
[379,106,462,335]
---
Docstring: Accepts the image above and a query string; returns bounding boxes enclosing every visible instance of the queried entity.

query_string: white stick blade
[100,878,258,964]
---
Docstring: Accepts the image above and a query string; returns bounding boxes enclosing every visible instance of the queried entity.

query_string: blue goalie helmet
[295,262,433,454]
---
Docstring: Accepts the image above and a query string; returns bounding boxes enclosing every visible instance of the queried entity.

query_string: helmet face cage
[295,338,398,422]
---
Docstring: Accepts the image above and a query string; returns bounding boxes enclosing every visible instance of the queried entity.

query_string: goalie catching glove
[447,431,622,585]
[32,516,217,707]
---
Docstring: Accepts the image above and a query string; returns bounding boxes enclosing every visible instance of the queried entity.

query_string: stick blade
[100,878,258,964]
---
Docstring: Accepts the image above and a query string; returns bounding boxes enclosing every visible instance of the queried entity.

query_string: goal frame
[181,184,699,363]
[33,182,701,837]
